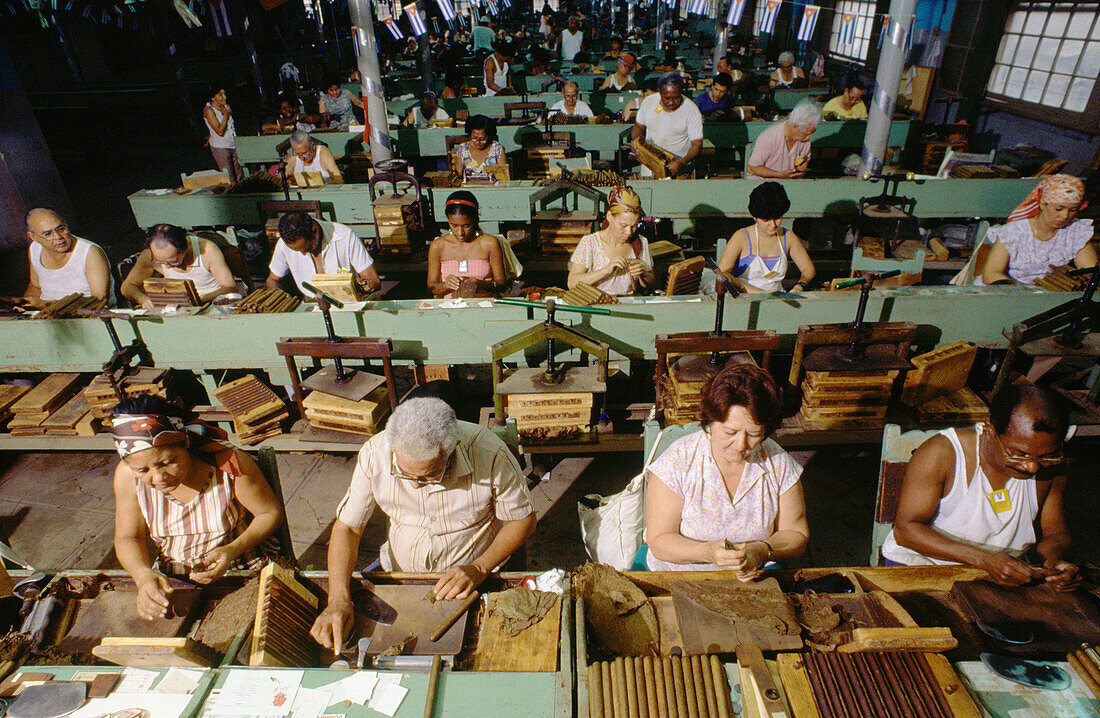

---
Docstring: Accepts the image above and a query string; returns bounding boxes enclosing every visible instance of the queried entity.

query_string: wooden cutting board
[469,593,561,672]
[671,578,803,654]
[949,579,1100,653]
[352,584,467,657]
[54,588,200,654]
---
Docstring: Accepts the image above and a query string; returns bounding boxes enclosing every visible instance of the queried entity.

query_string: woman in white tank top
[203,85,243,183]
[717,182,815,293]
[120,224,237,308]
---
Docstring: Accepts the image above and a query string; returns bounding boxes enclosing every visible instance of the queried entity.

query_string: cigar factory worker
[694,72,735,117]
[266,211,380,298]
[644,364,809,576]
[568,186,655,296]
[980,173,1096,286]
[717,182,815,293]
[883,385,1080,590]
[283,131,343,185]
[715,55,744,84]
[402,91,450,127]
[452,115,506,176]
[745,101,821,179]
[111,396,284,620]
[769,51,806,88]
[822,77,868,119]
[427,191,511,298]
[310,398,536,650]
[550,80,595,118]
[631,72,703,178]
[23,208,112,305]
[120,224,237,309]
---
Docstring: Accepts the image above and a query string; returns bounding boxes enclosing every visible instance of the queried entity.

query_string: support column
[626,0,635,35]
[349,0,394,163]
[860,0,915,176]
[656,0,666,51]
[416,1,434,95]
[711,0,729,73]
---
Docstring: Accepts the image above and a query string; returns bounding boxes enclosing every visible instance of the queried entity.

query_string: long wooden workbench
[127,176,1038,237]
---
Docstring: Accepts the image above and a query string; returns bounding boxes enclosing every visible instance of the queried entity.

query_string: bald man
[24,209,111,304]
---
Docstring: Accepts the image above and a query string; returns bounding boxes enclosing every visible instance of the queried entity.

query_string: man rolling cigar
[265,211,380,298]
[883,385,1080,591]
[310,397,536,650]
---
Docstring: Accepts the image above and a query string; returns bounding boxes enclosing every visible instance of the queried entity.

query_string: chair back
[252,446,296,564]
[869,424,939,565]
[665,256,705,295]
[950,221,990,286]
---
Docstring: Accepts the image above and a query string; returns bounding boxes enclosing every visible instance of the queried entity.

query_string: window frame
[826,0,878,65]
[983,1,1100,134]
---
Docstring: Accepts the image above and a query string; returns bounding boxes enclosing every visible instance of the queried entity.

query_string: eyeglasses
[151,256,188,269]
[995,433,1064,468]
[391,453,452,486]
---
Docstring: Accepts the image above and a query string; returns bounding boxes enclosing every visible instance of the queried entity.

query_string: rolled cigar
[671,656,689,718]
[709,656,729,718]
[1083,645,1100,673]
[644,656,660,718]
[1069,653,1100,701]
[699,655,717,718]
[615,657,630,718]
[1073,649,1100,691]
[690,655,709,718]
[589,663,605,718]
[625,654,639,718]
[635,657,649,718]
[602,661,614,718]
[662,657,678,718]
[653,656,669,718]
[680,656,699,718]
[429,591,479,641]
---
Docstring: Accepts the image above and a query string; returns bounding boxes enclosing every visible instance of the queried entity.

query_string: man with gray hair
[283,130,343,185]
[310,397,536,650]
[631,72,703,178]
[746,101,822,179]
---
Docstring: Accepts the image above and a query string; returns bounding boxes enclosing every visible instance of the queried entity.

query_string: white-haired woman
[746,101,821,179]
[770,51,805,88]
[309,397,536,651]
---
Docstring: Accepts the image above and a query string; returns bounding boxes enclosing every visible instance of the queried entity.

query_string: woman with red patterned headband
[427,190,507,298]
[981,174,1096,285]
[567,186,655,295]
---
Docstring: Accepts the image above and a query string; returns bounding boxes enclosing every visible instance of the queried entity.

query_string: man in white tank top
[283,131,343,185]
[885,385,1079,591]
[24,208,111,304]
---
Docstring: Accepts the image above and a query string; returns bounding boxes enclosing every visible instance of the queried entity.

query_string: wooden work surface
[55,586,201,654]
[470,593,563,672]
[351,583,467,657]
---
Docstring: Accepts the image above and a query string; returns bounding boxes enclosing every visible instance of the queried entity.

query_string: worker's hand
[980,552,1035,587]
[666,157,686,176]
[627,259,644,279]
[443,275,463,291]
[714,541,769,581]
[310,597,354,650]
[140,298,155,310]
[188,546,238,584]
[135,571,174,621]
[433,564,487,600]
[607,256,630,276]
[782,168,806,179]
[1043,559,1082,592]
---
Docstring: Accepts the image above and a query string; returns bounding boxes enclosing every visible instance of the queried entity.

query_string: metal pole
[626,0,635,35]
[46,12,83,83]
[240,4,267,108]
[656,0,666,51]
[416,0,435,95]
[349,0,395,163]
[711,0,728,73]
[859,0,916,177]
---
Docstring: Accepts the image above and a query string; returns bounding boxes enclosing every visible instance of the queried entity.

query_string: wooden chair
[504,101,547,124]
[870,424,938,565]
[446,134,470,175]
[950,221,990,286]
[664,256,705,295]
[252,446,297,564]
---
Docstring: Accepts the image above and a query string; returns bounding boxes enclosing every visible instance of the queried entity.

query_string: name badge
[988,489,1012,513]
[763,270,780,279]
[458,260,469,273]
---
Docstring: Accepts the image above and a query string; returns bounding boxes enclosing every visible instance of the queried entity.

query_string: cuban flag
[686,0,706,15]
[757,0,780,35]
[435,0,456,21]
[404,2,427,35]
[725,0,746,26]
[383,16,404,40]
[839,12,856,47]
[486,0,497,15]
[663,0,676,10]
[795,5,820,42]
[500,0,511,8]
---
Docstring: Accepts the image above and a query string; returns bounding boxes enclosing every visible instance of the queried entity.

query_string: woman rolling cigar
[567,186,655,296]
[717,182,815,293]
[111,396,284,620]
[645,364,809,577]
[426,191,509,298]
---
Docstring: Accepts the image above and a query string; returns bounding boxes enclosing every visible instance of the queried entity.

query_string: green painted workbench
[0,287,1072,385]
[236,119,910,164]
[128,176,1038,236]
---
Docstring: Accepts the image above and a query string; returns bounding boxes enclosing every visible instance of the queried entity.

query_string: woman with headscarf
[111,396,284,620]
[568,186,654,295]
[981,174,1096,285]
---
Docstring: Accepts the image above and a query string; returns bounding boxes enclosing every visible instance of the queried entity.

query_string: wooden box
[142,278,201,307]
[901,341,977,407]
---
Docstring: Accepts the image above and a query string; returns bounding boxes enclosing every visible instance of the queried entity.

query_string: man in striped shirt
[310,398,536,651]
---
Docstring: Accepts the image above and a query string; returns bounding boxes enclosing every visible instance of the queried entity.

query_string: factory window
[985,1,1100,129]
[826,0,877,63]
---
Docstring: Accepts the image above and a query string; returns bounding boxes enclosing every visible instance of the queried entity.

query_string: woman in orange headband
[981,173,1095,285]
[567,186,655,296]
[427,190,507,298]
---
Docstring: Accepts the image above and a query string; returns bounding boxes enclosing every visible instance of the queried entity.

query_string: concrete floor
[0,438,1095,575]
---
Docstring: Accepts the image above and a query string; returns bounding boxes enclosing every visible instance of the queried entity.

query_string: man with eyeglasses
[882,385,1079,590]
[310,397,536,651]
[23,208,111,305]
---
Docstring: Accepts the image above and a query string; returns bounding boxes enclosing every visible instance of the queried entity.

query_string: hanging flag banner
[404,1,427,35]
[878,14,914,52]
[500,0,511,9]
[486,0,497,15]
[663,0,676,10]
[384,16,404,39]
[725,0,745,26]
[435,0,455,21]
[795,4,819,42]
[686,0,706,15]
[839,11,856,47]
[757,0,780,35]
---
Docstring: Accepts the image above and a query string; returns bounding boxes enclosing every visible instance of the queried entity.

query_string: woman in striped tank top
[111,396,284,620]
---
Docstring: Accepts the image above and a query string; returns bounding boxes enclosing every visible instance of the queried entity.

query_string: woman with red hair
[982,174,1096,285]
